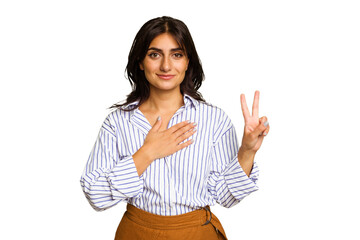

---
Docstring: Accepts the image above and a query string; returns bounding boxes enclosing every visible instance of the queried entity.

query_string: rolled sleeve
[207,111,259,208]
[106,156,144,200]
[223,156,259,202]
[80,115,144,211]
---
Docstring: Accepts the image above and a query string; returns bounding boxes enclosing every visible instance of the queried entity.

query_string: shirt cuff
[223,156,259,200]
[105,156,144,200]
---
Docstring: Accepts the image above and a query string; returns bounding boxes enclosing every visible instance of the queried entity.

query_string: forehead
[149,33,182,49]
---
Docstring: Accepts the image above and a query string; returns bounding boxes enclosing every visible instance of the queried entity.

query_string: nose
[160,56,171,72]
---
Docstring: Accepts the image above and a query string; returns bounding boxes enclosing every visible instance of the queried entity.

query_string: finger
[151,116,162,132]
[263,124,270,136]
[252,90,260,118]
[251,116,268,137]
[173,122,197,138]
[176,128,196,144]
[240,94,250,120]
[167,120,191,133]
[175,139,194,151]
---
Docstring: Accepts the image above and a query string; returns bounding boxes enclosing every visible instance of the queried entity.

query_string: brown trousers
[115,203,227,240]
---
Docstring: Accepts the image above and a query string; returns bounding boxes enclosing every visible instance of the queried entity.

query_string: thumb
[151,116,162,132]
[252,117,268,137]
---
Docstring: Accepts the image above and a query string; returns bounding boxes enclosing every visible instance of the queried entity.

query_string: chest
[117,108,217,186]
[141,111,178,131]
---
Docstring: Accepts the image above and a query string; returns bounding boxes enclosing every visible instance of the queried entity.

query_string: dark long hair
[109,16,206,111]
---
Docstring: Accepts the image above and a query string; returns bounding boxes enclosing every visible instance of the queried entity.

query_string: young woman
[80,16,270,240]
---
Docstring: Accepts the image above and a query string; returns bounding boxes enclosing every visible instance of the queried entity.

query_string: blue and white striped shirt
[80,94,259,216]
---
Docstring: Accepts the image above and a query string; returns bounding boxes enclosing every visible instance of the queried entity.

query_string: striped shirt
[80,94,259,216]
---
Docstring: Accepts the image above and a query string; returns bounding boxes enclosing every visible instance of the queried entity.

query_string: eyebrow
[147,47,184,53]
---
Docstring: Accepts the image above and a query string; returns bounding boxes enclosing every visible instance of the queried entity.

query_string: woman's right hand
[132,117,196,176]
[142,117,197,161]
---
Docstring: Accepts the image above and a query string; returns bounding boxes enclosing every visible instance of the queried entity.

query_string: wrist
[237,146,256,177]
[238,146,256,162]
[137,144,154,163]
[239,145,256,155]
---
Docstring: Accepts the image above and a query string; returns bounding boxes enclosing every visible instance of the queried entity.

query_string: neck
[142,88,184,113]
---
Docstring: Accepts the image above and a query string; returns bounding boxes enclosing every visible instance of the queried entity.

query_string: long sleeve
[207,112,259,208]
[80,115,144,211]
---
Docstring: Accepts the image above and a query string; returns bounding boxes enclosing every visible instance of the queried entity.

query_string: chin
[153,84,181,92]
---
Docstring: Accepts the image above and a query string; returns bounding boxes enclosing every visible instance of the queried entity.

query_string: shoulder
[195,101,236,145]
[102,108,133,131]
[196,101,234,140]
[197,101,232,125]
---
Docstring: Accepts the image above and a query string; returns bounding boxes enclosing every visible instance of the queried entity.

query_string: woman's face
[140,33,189,94]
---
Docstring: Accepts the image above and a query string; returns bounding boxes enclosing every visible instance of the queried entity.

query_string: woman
[80,16,270,240]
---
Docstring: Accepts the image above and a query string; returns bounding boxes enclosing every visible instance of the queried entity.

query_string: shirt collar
[122,100,139,111]
[183,93,199,109]
[124,94,199,135]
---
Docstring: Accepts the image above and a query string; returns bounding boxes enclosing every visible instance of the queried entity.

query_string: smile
[157,74,175,80]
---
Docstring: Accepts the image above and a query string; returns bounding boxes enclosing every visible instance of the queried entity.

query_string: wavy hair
[109,16,206,111]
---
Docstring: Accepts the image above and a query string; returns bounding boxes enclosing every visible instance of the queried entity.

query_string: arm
[207,91,270,208]
[80,115,144,211]
[207,119,259,208]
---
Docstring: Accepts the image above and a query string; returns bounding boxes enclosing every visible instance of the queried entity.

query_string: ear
[139,62,144,71]
[185,59,189,71]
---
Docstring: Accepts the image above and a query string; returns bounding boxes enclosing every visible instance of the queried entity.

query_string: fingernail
[263,132,267,136]
[264,121,269,127]
[193,122,197,126]
[157,116,161,121]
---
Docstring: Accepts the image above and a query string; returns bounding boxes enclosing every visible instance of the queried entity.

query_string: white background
[1,0,359,239]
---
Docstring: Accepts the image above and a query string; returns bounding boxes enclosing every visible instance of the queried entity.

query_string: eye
[174,53,183,58]
[148,52,160,58]
[173,53,184,58]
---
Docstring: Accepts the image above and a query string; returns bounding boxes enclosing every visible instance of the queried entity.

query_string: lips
[157,74,175,80]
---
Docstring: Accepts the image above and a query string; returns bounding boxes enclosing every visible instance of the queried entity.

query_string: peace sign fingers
[239,90,269,153]
[241,90,260,122]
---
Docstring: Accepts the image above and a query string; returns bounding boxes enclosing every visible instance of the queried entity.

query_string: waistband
[125,204,212,230]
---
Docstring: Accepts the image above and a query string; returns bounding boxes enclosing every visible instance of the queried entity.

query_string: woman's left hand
[239,90,270,153]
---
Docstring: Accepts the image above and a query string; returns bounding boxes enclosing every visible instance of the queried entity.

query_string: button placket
[164,105,190,210]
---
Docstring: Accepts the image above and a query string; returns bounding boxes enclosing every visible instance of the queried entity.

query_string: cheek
[143,62,157,74]
[176,61,189,73]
